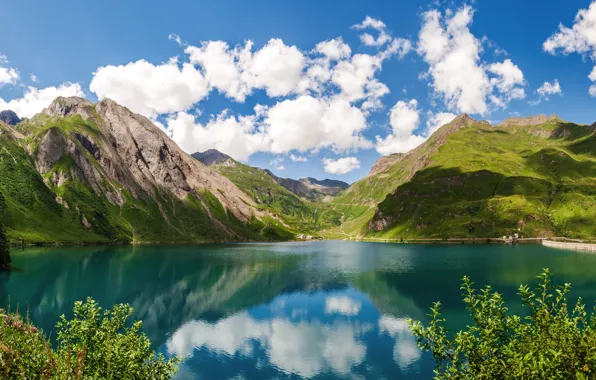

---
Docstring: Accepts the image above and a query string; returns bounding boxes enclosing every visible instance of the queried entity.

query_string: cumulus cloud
[544,2,596,96]
[529,79,562,105]
[417,6,525,115]
[376,99,426,155]
[265,96,372,154]
[543,2,596,57]
[167,312,366,378]
[89,18,413,163]
[0,82,84,118]
[90,58,209,118]
[325,296,362,316]
[30,74,38,83]
[322,157,361,175]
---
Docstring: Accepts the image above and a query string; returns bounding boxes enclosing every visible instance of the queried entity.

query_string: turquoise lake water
[3,241,596,379]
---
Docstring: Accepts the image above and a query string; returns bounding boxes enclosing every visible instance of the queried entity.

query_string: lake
[3,241,596,379]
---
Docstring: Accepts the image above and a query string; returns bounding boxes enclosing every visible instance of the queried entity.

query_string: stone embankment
[542,239,596,252]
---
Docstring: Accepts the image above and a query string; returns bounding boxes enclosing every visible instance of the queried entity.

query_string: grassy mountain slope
[206,159,342,233]
[326,114,596,240]
[0,98,295,244]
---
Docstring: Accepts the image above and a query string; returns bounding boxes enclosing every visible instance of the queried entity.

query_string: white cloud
[247,39,306,97]
[325,296,362,316]
[530,79,562,105]
[314,38,352,61]
[0,67,19,86]
[168,33,183,46]
[185,38,305,101]
[167,110,269,161]
[376,99,426,155]
[0,54,8,64]
[270,156,285,170]
[30,74,38,83]
[322,157,361,175]
[417,6,525,115]
[378,316,421,370]
[167,312,366,378]
[0,82,84,118]
[352,16,386,31]
[289,154,308,162]
[264,95,372,154]
[92,22,412,161]
[426,111,457,135]
[544,2,596,96]
[543,2,596,57]
[90,58,209,118]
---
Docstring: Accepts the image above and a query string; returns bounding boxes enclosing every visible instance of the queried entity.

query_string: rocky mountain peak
[498,114,562,127]
[192,149,234,166]
[0,110,20,125]
[42,96,93,118]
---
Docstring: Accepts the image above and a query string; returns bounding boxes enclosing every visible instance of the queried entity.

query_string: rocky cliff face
[0,110,20,126]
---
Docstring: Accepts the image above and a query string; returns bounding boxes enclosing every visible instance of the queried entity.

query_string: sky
[1,0,596,183]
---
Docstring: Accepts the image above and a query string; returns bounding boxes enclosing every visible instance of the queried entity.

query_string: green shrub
[0,298,179,379]
[409,269,596,379]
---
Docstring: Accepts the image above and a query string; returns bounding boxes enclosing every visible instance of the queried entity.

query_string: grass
[334,118,596,240]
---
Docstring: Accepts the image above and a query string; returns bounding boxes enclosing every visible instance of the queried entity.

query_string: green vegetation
[0,298,179,379]
[410,269,596,379]
[211,160,341,233]
[326,116,596,240]
[0,224,9,269]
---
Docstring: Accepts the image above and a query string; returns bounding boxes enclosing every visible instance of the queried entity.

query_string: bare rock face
[498,114,561,127]
[93,99,256,222]
[42,96,94,119]
[369,153,405,176]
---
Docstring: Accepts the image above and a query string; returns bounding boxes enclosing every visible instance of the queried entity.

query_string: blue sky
[1,0,596,183]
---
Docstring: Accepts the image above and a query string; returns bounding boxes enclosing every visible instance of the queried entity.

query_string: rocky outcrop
[498,114,561,127]
[369,153,405,176]
[0,110,20,126]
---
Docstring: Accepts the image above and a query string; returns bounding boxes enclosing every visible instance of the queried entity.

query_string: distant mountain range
[193,149,349,200]
[1,98,596,244]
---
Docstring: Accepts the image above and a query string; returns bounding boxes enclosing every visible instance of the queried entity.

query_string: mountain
[0,96,295,244]
[192,151,341,232]
[191,149,232,166]
[264,171,349,200]
[194,149,348,200]
[326,113,596,240]
[0,110,20,126]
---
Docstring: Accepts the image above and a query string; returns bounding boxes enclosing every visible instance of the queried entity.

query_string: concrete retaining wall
[542,240,596,252]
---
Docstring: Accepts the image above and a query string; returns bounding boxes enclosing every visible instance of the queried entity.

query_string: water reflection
[166,289,424,379]
[4,241,596,379]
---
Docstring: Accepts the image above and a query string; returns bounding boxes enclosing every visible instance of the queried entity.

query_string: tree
[409,269,596,379]
[0,222,9,269]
